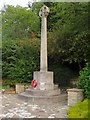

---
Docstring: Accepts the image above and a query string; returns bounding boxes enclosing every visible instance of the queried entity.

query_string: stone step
[18,92,67,105]
[54,84,59,89]
[25,89,61,96]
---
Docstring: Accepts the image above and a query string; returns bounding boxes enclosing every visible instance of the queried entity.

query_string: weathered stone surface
[25,89,60,96]
[15,84,31,93]
[1,94,68,118]
[67,88,84,106]
[19,93,67,106]
[16,84,25,93]
[39,5,49,72]
[34,71,54,90]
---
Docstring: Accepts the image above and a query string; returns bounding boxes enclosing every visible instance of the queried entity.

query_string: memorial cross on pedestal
[33,6,53,90]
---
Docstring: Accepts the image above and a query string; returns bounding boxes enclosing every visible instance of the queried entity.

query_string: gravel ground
[0,93,69,119]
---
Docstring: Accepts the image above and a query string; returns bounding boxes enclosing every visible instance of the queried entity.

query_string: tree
[77,63,90,98]
[2,5,41,84]
[46,2,89,69]
[2,38,40,84]
[2,5,40,40]
[31,2,89,69]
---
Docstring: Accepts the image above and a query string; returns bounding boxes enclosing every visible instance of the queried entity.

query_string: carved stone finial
[39,5,49,17]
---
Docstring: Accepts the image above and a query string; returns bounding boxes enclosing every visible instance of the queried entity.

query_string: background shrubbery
[2,39,40,85]
[49,63,77,87]
[67,99,90,118]
[77,63,90,98]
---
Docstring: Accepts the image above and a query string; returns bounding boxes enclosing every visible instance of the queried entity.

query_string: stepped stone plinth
[19,85,67,105]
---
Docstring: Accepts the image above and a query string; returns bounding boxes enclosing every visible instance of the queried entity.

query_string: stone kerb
[67,88,84,106]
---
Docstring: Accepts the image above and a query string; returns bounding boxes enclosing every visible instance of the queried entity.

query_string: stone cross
[34,6,53,90]
[39,5,49,72]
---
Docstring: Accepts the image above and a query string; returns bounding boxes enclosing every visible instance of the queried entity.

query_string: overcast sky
[0,0,38,10]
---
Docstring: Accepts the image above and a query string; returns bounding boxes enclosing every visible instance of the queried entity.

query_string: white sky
[0,0,38,10]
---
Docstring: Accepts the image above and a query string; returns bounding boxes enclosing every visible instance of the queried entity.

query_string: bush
[2,39,40,85]
[77,63,90,98]
[67,99,90,118]
[49,63,77,87]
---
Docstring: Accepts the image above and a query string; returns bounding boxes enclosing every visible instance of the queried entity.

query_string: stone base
[34,71,54,90]
[18,84,66,105]
[18,71,65,104]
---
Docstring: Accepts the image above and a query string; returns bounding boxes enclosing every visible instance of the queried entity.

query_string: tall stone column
[33,6,54,90]
[39,5,49,72]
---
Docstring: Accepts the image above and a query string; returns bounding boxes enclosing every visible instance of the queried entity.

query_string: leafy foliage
[2,39,40,84]
[2,5,40,40]
[77,63,90,98]
[67,99,90,118]
[47,2,89,68]
[1,2,90,87]
[2,3,89,67]
[49,63,77,87]
[2,5,40,85]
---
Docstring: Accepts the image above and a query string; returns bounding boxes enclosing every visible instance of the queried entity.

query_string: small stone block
[67,88,84,106]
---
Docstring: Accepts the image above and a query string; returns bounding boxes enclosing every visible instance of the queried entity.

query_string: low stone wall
[67,88,84,106]
[15,83,31,93]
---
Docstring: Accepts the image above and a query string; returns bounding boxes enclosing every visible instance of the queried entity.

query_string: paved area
[0,93,68,119]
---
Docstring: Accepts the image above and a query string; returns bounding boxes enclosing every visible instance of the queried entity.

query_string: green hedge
[77,63,90,98]
[2,39,40,85]
[67,99,90,118]
[49,63,77,87]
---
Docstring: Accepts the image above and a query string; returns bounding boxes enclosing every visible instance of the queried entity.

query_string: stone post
[39,5,49,72]
[67,88,84,106]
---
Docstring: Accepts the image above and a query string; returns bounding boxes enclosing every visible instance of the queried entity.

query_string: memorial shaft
[40,15,47,72]
[39,5,49,72]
